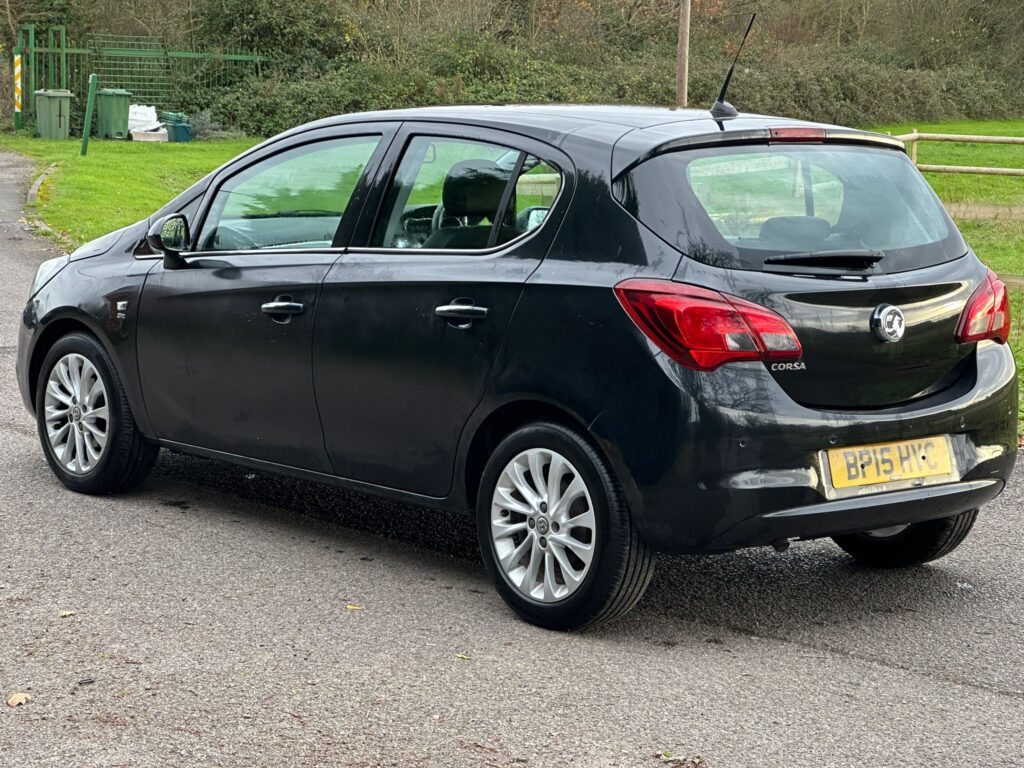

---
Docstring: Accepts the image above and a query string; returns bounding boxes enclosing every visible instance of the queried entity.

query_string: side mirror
[147,214,191,269]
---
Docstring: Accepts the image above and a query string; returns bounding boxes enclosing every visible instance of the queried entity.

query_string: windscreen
[614,144,966,273]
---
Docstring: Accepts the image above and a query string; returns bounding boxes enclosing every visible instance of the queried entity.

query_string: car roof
[263,104,903,178]
[313,103,876,133]
[328,104,715,130]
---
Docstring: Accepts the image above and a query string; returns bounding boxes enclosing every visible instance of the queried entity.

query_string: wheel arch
[459,397,643,518]
[27,313,124,416]
[461,399,588,512]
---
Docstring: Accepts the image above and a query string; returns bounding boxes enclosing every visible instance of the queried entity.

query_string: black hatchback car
[18,106,1018,629]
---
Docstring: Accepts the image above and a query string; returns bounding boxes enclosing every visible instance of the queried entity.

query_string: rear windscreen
[614,144,966,273]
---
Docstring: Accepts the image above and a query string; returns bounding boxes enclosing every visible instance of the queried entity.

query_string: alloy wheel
[490,448,597,603]
[43,353,109,475]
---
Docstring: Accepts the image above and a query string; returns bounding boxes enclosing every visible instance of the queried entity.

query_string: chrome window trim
[137,246,348,262]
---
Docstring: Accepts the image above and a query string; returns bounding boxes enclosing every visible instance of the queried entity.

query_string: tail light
[955,271,1010,345]
[614,279,802,371]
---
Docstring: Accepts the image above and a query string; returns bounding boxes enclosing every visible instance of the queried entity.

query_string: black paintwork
[17,105,1018,554]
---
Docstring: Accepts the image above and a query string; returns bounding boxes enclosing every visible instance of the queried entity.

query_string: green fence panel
[16,26,269,130]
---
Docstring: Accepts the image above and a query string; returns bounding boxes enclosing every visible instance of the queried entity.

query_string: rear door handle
[435,304,489,320]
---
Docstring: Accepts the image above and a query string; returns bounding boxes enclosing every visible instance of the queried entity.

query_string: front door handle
[435,303,489,320]
[261,298,304,324]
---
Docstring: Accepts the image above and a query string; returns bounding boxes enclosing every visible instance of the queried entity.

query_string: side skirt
[157,439,466,514]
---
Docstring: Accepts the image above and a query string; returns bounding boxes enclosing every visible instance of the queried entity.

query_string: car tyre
[477,422,655,630]
[832,509,978,568]
[36,332,158,494]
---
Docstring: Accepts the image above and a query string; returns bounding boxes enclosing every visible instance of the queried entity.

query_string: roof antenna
[710,13,757,122]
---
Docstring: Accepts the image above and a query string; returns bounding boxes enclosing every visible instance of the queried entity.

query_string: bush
[729,48,1024,126]
[195,0,358,65]
[206,33,1024,137]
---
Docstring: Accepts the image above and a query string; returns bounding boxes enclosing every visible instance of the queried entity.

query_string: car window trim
[487,151,527,249]
[181,126,397,261]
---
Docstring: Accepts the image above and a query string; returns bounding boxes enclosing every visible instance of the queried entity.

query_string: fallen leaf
[345,604,363,612]
[6,692,32,707]
[59,610,76,619]
[655,752,706,768]
[454,653,471,661]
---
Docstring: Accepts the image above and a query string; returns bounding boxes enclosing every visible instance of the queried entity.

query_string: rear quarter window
[615,144,966,274]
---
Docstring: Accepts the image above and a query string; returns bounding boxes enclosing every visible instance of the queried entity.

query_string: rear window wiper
[763,249,884,274]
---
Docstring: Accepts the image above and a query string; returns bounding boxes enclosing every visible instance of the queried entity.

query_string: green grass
[1010,290,1024,423]
[0,134,259,247]
[955,220,1024,275]
[871,120,1024,207]
[2,121,1020,268]
[869,120,1024,277]
[0,134,560,248]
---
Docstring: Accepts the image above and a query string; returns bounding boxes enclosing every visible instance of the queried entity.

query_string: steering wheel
[214,224,260,252]
[431,204,459,234]
[431,204,486,235]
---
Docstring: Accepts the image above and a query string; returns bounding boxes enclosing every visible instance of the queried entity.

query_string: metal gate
[13,23,269,128]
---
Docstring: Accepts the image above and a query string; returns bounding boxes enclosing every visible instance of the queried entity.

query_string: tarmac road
[1,151,1022,767]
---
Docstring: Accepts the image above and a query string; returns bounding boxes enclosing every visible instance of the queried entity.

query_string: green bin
[166,123,192,143]
[96,88,132,139]
[160,111,192,143]
[34,89,73,140]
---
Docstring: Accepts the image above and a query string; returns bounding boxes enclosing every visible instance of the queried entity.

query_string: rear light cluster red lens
[614,279,803,371]
[956,270,1011,345]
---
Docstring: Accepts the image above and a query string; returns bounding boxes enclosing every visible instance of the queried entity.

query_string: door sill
[157,439,453,511]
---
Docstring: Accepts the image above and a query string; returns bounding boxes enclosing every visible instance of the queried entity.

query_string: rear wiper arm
[763,249,884,271]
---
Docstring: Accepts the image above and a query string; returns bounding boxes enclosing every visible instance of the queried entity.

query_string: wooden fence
[897,131,1024,177]
[896,130,1024,222]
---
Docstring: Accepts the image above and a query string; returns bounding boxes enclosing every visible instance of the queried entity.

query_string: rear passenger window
[198,136,380,252]
[373,138,561,250]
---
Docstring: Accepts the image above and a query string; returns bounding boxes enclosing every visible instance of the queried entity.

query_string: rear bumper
[591,341,1018,554]
[706,477,1004,551]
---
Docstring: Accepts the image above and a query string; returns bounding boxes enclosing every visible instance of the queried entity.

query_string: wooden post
[80,74,98,157]
[910,129,919,165]
[675,0,692,107]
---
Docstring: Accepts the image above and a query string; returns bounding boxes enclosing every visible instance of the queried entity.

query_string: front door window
[197,136,381,252]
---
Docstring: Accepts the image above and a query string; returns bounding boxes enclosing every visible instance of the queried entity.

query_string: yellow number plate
[827,436,953,490]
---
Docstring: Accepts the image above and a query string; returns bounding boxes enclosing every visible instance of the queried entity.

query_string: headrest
[442,160,510,218]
